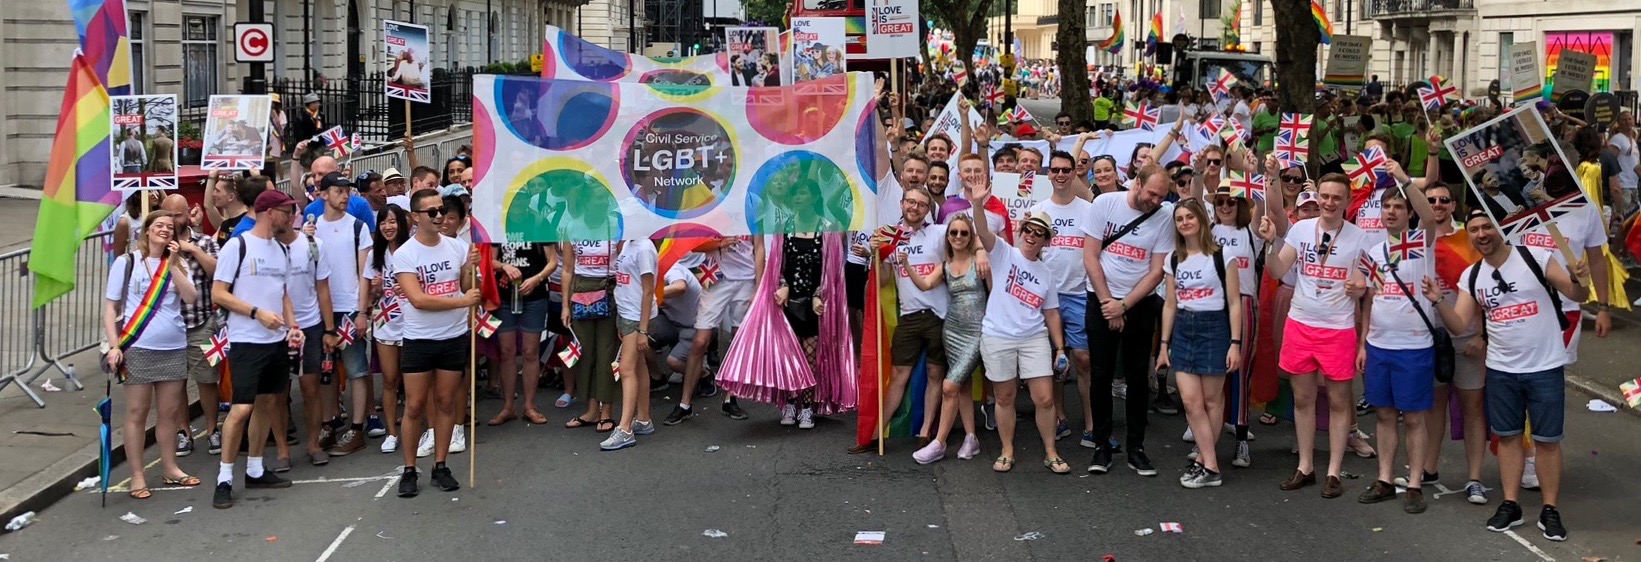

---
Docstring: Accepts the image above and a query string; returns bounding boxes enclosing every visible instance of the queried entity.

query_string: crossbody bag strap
[1514,245,1569,331]
[1101,206,1162,251]
[1383,246,1439,335]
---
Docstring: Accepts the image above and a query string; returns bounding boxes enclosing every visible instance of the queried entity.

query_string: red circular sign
[239,28,269,58]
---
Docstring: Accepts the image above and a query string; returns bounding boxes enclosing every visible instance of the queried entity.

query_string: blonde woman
[1157,199,1242,488]
[906,213,985,464]
[102,211,203,499]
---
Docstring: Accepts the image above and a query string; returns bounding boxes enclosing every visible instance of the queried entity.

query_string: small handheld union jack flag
[953,65,969,87]
[1275,113,1312,164]
[373,296,402,332]
[694,258,723,289]
[556,331,583,368]
[1387,229,1426,265]
[1228,171,1266,201]
[1344,146,1390,190]
[875,224,912,260]
[1220,118,1249,147]
[317,126,356,156]
[337,314,357,348]
[1195,114,1226,140]
[1007,104,1032,124]
[1357,252,1384,287]
[200,327,230,367]
[1123,102,1160,131]
[981,83,1003,108]
[1418,75,1458,111]
[475,309,501,339]
[1210,69,1238,101]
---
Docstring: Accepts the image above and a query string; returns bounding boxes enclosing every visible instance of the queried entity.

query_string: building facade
[0,0,630,188]
[1081,0,1227,68]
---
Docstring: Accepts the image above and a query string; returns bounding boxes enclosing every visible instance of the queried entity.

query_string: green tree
[923,0,995,79]
[741,0,790,28]
[1055,0,1091,121]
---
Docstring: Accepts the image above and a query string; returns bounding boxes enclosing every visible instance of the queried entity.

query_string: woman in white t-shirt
[364,205,409,454]
[102,211,203,498]
[1207,179,1264,466]
[561,237,620,433]
[1158,200,1242,489]
[600,239,658,451]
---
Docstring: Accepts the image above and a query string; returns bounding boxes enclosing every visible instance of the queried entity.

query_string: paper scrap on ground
[40,379,61,392]
[1159,522,1183,533]
[1586,399,1617,413]
[173,506,192,515]
[706,445,721,452]
[855,531,886,545]
[75,476,101,491]
[1134,528,1154,536]
[703,529,729,538]
[119,512,146,525]
[1013,532,1044,541]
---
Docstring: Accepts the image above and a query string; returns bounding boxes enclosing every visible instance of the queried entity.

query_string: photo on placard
[110,94,179,191]
[725,27,785,87]
[200,95,272,170]
[1444,107,1590,242]
[791,18,847,82]
[385,20,432,103]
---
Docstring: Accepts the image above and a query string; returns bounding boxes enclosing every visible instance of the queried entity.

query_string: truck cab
[1174,51,1274,89]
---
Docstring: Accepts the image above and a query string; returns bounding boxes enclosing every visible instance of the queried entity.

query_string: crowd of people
[99,69,1637,546]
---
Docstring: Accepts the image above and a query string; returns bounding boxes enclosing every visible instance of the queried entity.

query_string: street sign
[234,23,274,63]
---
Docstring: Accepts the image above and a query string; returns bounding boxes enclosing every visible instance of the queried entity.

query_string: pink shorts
[1278,319,1358,382]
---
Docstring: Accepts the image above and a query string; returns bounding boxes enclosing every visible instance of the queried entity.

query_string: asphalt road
[2,380,1637,562]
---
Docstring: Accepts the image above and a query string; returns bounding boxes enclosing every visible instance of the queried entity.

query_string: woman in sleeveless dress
[906,213,985,464]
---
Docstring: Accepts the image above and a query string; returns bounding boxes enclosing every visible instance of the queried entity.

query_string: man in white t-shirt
[1081,163,1175,476]
[1258,173,1371,499]
[667,236,758,425]
[1426,208,1589,543]
[311,173,375,457]
[1031,151,1096,447]
[209,190,304,509]
[392,188,481,498]
[1608,110,1639,213]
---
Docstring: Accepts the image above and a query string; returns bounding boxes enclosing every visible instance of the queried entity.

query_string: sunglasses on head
[418,207,448,218]
[1428,196,1454,204]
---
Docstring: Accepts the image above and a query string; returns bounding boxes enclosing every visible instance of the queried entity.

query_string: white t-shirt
[1353,186,1391,248]
[1165,251,1230,312]
[891,222,950,317]
[941,198,1007,235]
[1082,192,1175,299]
[1031,197,1093,294]
[392,235,472,341]
[846,231,871,266]
[1232,100,1253,133]
[1364,236,1436,349]
[615,239,658,322]
[363,247,404,342]
[1464,249,1567,373]
[284,234,331,330]
[1611,132,1639,188]
[1520,204,1605,311]
[313,214,370,313]
[105,253,187,351]
[713,236,757,281]
[214,233,292,344]
[661,264,702,327]
[570,241,615,278]
[980,243,1058,338]
[1284,218,1371,330]
[1212,224,1262,297]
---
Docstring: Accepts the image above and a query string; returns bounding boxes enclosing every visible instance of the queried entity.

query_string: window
[1254,0,1263,26]
[1498,32,1514,87]
[129,11,145,94]
[1201,0,1221,19]
[182,15,217,108]
[1103,4,1115,26]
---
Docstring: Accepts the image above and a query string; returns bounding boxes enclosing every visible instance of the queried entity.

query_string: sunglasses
[418,207,449,218]
[1206,159,1223,166]
[1492,269,1514,294]
[1049,167,1074,174]
[1318,232,1334,257]
[1022,227,1050,239]
[1215,198,1238,207]
[1055,120,1072,125]
[1282,175,1304,183]
[948,230,972,238]
[1175,178,1192,186]
[1428,196,1454,204]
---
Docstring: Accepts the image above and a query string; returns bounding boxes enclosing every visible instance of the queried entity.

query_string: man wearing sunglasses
[1423,209,1589,542]
[1032,151,1097,447]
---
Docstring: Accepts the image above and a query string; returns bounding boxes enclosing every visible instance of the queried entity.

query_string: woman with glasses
[1158,199,1242,488]
[906,213,986,464]
[1203,178,1263,469]
[103,211,203,500]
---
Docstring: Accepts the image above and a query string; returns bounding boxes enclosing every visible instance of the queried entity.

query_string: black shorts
[401,335,470,373]
[846,262,869,312]
[228,342,291,404]
[297,323,325,375]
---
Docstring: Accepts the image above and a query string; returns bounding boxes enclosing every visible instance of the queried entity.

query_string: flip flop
[1044,457,1071,474]
[555,393,574,408]
[128,488,152,500]
[163,475,202,487]
[992,456,1015,473]
[1259,413,1279,426]
[595,419,616,433]
[523,410,549,425]
[564,416,596,429]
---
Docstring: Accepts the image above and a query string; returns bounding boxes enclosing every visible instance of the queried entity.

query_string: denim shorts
[1168,309,1231,375]
[495,298,550,334]
[1057,292,1089,351]
[1485,366,1566,443]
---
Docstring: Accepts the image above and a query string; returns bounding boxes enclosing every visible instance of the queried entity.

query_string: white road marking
[316,525,356,562]
[92,474,396,494]
[1503,530,1555,561]
[374,477,395,499]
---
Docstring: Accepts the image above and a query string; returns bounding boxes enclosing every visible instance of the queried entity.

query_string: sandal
[1259,413,1279,426]
[595,419,616,433]
[555,393,574,409]
[488,411,517,426]
[128,488,151,500]
[564,416,597,429]
[1044,457,1071,474]
[163,475,202,487]
[523,410,549,425]
[992,456,1015,473]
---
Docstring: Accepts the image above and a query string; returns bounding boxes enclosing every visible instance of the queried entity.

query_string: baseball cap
[383,167,405,183]
[1016,123,1039,137]
[1296,191,1320,208]
[1166,161,1193,178]
[254,190,297,213]
[1020,211,1056,237]
[439,184,471,198]
[319,171,353,190]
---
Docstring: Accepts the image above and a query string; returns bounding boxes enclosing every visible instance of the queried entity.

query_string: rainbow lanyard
[116,259,173,351]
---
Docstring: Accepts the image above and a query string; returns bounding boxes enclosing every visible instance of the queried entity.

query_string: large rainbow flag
[70,0,131,95]
[32,52,117,307]
[1311,0,1333,46]
[1098,11,1125,55]
[1145,13,1162,57]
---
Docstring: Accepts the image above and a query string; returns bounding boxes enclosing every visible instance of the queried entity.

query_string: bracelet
[1159,340,1170,346]
[1230,339,1242,345]
[250,307,259,318]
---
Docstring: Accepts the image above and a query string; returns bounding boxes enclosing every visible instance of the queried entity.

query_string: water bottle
[288,343,301,378]
[320,352,334,386]
[511,283,523,314]
[6,511,38,531]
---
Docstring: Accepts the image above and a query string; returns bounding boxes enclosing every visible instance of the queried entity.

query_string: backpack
[1465,245,1570,335]
[1170,248,1231,311]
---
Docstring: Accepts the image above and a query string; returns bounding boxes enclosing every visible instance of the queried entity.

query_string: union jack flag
[981,83,1003,108]
[386,82,431,103]
[337,314,357,348]
[114,174,178,190]
[953,66,969,87]
[475,309,501,339]
[1357,252,1384,287]
[1496,192,1590,241]
[373,296,402,331]
[1159,522,1184,533]
[199,327,230,367]
[1418,75,1458,111]
[875,224,912,260]
[1229,171,1266,201]
[1210,69,1238,101]
[1387,229,1426,265]
[1275,113,1312,164]
[1344,146,1390,190]
[201,156,263,170]
[1195,114,1226,140]
[1007,104,1032,124]
[694,258,723,289]
[1123,102,1160,131]
[1220,118,1249,147]
[556,331,583,368]
[317,126,359,157]
[1019,170,1036,197]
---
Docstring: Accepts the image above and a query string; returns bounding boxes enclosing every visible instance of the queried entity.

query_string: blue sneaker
[1080,431,1097,449]
[1054,419,1071,440]
[365,415,387,438]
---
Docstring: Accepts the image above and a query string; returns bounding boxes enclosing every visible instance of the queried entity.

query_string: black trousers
[1086,294,1162,451]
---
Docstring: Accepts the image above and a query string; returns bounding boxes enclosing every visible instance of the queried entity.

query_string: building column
[1451,29,1465,91]
[1422,29,1435,80]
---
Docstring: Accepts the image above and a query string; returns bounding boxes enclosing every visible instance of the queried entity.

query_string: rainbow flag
[1146,13,1163,57]
[1226,0,1241,46]
[32,52,117,307]
[1098,11,1125,55]
[1311,0,1333,46]
[69,0,131,96]
[856,262,899,446]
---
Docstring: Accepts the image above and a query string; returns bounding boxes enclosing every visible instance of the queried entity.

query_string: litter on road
[75,476,101,491]
[1134,528,1154,536]
[118,512,146,525]
[1586,399,1617,413]
[174,506,193,515]
[1014,532,1044,541]
[1159,523,1183,533]
[702,529,729,538]
[854,531,885,545]
[706,445,721,452]
[5,512,37,531]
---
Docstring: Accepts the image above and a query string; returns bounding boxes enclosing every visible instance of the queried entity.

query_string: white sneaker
[1521,457,1540,490]
[667,372,684,384]
[449,425,467,454]
[797,407,815,429]
[1187,445,1199,461]
[1232,441,1251,468]
[415,429,434,458]
[381,435,400,454]
[780,404,797,426]
[1182,427,1194,442]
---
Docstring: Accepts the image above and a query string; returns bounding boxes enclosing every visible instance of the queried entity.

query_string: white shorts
[1562,309,1582,364]
[981,332,1053,383]
[694,279,754,331]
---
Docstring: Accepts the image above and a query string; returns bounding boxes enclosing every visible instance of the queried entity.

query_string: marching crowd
[99,70,1638,545]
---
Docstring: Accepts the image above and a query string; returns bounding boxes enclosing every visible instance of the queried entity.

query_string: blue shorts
[332,312,370,380]
[1057,292,1088,351]
[1364,344,1434,412]
[495,298,550,334]
[1485,367,1566,443]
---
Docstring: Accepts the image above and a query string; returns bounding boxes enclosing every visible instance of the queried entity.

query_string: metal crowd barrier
[0,230,110,407]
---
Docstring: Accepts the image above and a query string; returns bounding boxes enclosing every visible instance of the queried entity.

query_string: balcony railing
[1367,0,1474,18]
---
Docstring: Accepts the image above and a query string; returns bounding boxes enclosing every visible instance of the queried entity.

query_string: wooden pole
[468,266,479,488]
[880,58,898,458]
